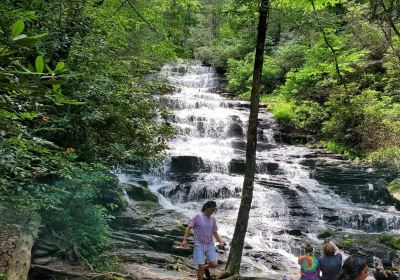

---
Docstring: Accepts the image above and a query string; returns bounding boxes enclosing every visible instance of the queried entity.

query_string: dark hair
[305,244,313,254]
[202,201,217,212]
[337,255,368,280]
[382,257,392,270]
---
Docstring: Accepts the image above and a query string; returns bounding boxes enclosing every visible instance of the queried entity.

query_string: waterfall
[141,63,400,276]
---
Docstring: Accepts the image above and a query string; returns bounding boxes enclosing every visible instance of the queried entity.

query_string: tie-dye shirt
[298,255,320,280]
[189,213,218,245]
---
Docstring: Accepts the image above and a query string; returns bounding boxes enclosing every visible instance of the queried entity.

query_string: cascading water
[142,63,400,278]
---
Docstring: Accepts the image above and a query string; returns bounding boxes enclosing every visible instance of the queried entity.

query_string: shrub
[263,94,295,128]
[367,147,400,172]
[39,167,117,267]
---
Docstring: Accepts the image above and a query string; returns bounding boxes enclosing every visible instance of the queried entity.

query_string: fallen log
[7,213,41,280]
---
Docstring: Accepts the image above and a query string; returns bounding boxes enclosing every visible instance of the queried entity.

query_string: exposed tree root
[30,264,138,279]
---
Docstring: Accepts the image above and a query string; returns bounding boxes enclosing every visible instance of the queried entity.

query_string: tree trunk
[310,0,346,88]
[8,213,41,280]
[224,0,269,276]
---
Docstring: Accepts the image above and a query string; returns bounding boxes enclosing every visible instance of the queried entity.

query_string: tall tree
[222,0,270,277]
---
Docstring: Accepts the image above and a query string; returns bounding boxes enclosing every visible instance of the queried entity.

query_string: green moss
[379,234,400,250]
[338,238,354,249]
[317,229,336,239]
[388,178,400,192]
[125,184,159,202]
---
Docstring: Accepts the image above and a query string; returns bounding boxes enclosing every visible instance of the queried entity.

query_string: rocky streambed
[22,159,400,280]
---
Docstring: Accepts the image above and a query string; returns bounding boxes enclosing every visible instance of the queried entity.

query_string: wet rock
[286,229,303,236]
[125,184,158,202]
[317,230,336,239]
[229,159,245,174]
[303,151,344,160]
[274,132,309,144]
[159,183,191,202]
[249,251,263,259]
[227,123,244,137]
[300,159,317,168]
[113,215,150,228]
[295,185,308,193]
[257,143,275,151]
[323,215,340,223]
[169,173,199,183]
[231,140,246,150]
[170,156,205,173]
[271,263,285,271]
[257,162,281,175]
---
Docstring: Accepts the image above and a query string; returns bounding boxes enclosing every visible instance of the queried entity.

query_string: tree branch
[126,0,158,33]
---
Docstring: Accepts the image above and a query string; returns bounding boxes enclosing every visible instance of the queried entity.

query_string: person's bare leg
[208,261,218,269]
[197,264,206,280]
[204,263,211,279]
[203,261,218,279]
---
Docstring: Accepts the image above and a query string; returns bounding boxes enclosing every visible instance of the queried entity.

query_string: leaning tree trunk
[8,214,41,280]
[224,0,269,277]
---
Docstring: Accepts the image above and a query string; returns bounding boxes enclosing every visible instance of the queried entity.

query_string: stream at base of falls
[124,62,400,278]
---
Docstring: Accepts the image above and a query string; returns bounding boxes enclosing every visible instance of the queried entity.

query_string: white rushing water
[140,63,400,277]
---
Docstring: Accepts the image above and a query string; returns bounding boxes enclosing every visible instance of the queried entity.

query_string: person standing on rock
[181,200,224,280]
[318,241,343,280]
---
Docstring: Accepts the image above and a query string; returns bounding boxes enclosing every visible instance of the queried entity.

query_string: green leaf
[0,46,16,56]
[13,33,47,46]
[54,94,85,105]
[12,34,27,41]
[55,62,65,72]
[46,64,53,73]
[52,84,61,94]
[11,20,25,37]
[19,112,39,119]
[35,56,44,73]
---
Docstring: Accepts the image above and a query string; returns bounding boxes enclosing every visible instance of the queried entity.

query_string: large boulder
[170,156,205,173]
[124,183,158,202]
[227,123,244,137]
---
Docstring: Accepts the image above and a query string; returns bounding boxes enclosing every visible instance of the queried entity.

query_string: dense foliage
[0,0,198,267]
[192,0,399,175]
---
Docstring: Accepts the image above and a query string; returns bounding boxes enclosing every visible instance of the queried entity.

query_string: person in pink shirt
[181,201,224,280]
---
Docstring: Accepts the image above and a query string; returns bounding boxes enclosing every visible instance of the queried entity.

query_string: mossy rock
[174,221,186,232]
[317,229,336,239]
[112,215,150,227]
[125,184,158,202]
[135,201,160,210]
[379,233,400,250]
[388,178,400,202]
[338,237,354,249]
